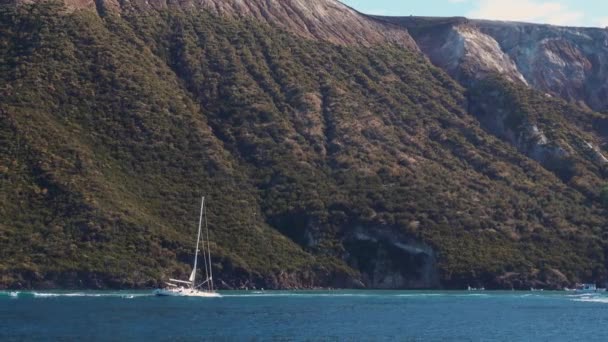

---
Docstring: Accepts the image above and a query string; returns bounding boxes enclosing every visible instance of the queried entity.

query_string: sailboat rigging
[154,196,220,297]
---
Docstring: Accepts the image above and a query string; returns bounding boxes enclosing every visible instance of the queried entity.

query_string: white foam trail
[572,297,608,304]
[30,292,150,298]
[221,292,464,298]
[220,293,386,298]
[33,293,61,298]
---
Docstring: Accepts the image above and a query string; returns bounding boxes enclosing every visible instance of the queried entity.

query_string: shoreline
[0,288,597,293]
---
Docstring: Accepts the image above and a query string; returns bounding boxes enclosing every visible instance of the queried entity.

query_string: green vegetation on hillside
[1,2,608,289]
[470,76,608,199]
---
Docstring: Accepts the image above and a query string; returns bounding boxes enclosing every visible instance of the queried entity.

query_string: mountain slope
[375,16,608,201]
[7,0,419,48]
[0,2,347,289]
[379,16,608,112]
[2,1,608,290]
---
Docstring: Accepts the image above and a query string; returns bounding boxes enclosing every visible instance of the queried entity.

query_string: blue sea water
[2,290,608,341]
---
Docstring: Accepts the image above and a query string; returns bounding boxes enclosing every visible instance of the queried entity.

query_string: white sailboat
[154,196,221,298]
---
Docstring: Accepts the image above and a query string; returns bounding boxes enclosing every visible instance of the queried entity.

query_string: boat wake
[0,291,151,299]
[220,292,385,298]
[3,290,601,300]
[221,292,490,298]
[571,295,608,304]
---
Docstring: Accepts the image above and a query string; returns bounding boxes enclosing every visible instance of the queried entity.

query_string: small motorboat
[569,283,604,293]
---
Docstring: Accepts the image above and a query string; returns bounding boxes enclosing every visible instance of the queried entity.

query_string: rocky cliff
[477,21,608,112]
[373,16,608,192]
[379,16,608,113]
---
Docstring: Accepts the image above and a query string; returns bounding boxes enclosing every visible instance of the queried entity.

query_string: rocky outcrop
[494,268,571,290]
[378,16,608,112]
[343,227,440,289]
[470,88,569,164]
[270,215,440,289]
[467,79,583,183]
[384,17,526,84]
[375,15,608,185]
[476,21,608,112]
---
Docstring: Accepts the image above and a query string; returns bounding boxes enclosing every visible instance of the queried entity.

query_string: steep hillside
[6,0,419,48]
[0,2,345,289]
[2,1,608,290]
[375,16,608,200]
[379,16,608,113]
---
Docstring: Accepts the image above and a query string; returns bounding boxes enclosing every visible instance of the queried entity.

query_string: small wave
[221,292,479,298]
[30,292,150,299]
[221,292,386,298]
[572,297,608,304]
[445,293,492,298]
[396,293,443,297]
[566,293,603,299]
[0,291,20,298]
[33,292,59,298]
[516,294,548,298]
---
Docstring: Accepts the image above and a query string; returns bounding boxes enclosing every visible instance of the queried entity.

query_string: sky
[341,0,608,27]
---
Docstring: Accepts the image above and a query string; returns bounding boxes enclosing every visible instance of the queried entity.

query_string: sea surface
[2,290,608,341]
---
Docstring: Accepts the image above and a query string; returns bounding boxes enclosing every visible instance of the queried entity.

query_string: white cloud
[467,0,585,26]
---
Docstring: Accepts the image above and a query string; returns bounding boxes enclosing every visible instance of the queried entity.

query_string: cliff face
[476,21,608,112]
[377,16,608,182]
[380,16,608,112]
[385,17,527,85]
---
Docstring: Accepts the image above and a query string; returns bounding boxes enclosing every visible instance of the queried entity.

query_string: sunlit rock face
[414,22,527,84]
[477,21,608,112]
[378,16,608,112]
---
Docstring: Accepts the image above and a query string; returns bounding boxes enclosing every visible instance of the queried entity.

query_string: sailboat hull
[154,288,221,298]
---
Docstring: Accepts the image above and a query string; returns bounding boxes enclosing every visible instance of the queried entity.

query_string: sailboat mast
[191,196,205,289]
[200,196,211,290]
[203,199,214,292]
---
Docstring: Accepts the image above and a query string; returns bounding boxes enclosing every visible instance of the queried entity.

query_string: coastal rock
[494,268,571,290]
[343,227,440,289]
